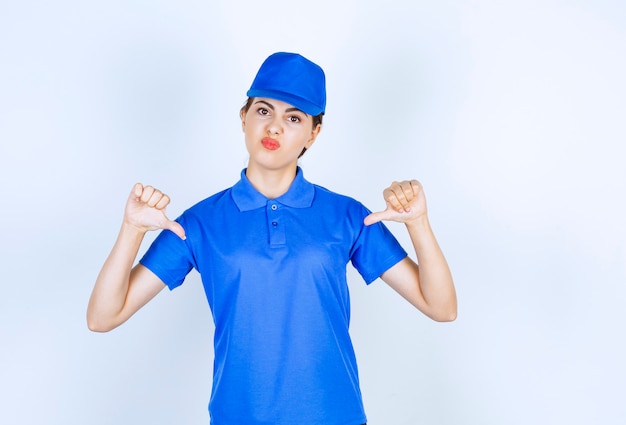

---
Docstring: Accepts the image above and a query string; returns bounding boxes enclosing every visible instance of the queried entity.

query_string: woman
[87,52,457,425]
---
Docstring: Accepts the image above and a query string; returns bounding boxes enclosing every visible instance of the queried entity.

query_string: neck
[245,163,298,199]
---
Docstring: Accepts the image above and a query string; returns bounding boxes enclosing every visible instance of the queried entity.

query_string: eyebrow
[254,100,309,116]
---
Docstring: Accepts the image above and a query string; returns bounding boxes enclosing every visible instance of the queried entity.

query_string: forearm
[87,222,146,331]
[405,216,457,321]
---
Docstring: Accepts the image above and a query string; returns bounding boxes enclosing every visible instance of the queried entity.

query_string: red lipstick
[262,137,280,150]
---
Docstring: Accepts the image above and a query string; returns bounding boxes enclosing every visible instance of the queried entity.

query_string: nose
[267,116,282,135]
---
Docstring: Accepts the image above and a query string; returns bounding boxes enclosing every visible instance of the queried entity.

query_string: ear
[240,109,246,132]
[305,123,322,149]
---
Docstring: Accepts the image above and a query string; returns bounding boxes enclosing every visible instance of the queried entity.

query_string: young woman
[87,52,457,425]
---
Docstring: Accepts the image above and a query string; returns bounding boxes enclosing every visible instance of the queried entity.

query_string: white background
[1,1,625,424]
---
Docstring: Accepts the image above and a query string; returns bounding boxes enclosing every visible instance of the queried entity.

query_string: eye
[287,115,301,123]
[256,107,270,116]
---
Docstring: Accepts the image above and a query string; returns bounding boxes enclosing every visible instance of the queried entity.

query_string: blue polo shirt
[140,167,407,425]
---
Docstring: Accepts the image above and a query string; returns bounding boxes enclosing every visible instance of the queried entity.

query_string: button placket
[267,202,286,246]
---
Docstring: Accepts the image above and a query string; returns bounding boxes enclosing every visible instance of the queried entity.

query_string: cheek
[286,125,311,140]
[243,133,254,150]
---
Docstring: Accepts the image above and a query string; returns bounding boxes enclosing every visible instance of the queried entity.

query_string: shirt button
[272,221,278,227]
[271,204,278,210]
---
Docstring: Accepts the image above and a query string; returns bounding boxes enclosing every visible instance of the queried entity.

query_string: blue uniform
[140,167,407,425]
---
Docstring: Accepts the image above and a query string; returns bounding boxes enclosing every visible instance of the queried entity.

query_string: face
[241,98,321,173]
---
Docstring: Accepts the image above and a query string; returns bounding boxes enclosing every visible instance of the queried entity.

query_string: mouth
[261,137,280,150]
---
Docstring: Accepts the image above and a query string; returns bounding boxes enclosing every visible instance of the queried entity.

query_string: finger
[396,181,415,212]
[132,183,143,198]
[410,179,422,196]
[384,187,405,213]
[400,181,415,202]
[140,185,155,203]
[147,190,165,208]
[393,181,418,211]
[164,220,186,240]
[155,194,171,210]
[364,209,393,226]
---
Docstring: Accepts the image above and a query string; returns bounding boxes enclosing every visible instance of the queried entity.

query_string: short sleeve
[139,216,194,290]
[349,205,407,284]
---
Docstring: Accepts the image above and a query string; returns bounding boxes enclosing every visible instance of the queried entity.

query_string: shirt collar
[231,166,315,212]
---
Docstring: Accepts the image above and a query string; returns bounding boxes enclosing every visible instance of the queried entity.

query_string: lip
[261,137,280,150]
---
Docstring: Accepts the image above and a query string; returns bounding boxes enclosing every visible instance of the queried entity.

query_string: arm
[86,183,186,332]
[364,180,457,322]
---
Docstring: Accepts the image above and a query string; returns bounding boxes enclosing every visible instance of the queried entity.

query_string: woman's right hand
[124,183,186,240]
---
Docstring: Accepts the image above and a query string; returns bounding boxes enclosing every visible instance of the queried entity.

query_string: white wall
[1,1,624,424]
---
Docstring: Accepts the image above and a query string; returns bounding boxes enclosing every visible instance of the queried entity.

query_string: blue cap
[246,52,326,116]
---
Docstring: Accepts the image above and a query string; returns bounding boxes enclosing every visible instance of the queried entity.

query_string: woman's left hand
[364,180,428,226]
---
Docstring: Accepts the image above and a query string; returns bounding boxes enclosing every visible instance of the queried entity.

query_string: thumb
[164,219,187,240]
[364,209,391,226]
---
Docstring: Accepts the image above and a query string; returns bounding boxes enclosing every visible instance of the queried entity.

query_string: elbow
[430,293,458,322]
[87,319,113,333]
[87,323,110,333]
[410,300,458,322]
[433,309,457,322]
[86,312,118,333]
[427,304,457,322]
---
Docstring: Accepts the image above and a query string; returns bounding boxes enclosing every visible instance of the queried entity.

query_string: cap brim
[246,89,324,116]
